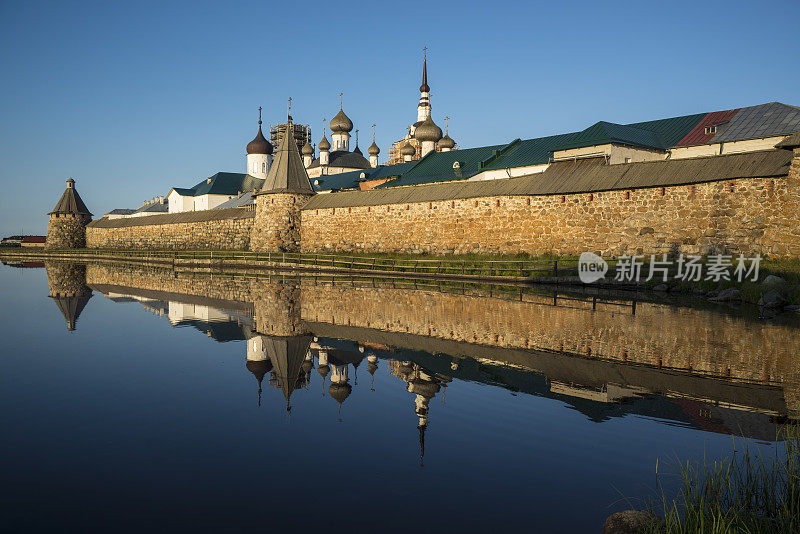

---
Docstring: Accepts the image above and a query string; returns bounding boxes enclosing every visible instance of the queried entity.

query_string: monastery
[43,50,800,258]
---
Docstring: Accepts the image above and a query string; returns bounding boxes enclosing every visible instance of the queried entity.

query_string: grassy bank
[644,425,799,533]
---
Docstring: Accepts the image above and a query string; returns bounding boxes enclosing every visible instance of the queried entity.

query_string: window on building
[729,183,735,193]
[624,157,632,164]
[660,187,666,196]
[262,162,266,173]
[704,125,717,135]
[625,191,631,200]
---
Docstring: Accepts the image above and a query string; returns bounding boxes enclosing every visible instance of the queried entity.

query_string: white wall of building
[553,144,666,164]
[168,190,192,213]
[469,163,550,181]
[246,153,272,179]
[193,194,234,211]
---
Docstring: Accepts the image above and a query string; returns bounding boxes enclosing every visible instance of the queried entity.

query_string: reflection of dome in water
[409,378,440,399]
[317,363,330,378]
[328,382,352,404]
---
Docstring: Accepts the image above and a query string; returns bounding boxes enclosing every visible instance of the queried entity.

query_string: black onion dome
[318,136,331,151]
[400,142,416,156]
[414,116,443,143]
[302,140,314,156]
[247,126,273,155]
[353,145,363,155]
[438,134,455,149]
[368,141,380,156]
[328,382,352,404]
[329,109,353,133]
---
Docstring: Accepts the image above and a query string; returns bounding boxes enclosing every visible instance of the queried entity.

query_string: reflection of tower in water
[246,334,274,407]
[45,261,92,332]
[391,360,445,467]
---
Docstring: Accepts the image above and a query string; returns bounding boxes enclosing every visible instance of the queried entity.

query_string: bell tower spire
[417,47,431,123]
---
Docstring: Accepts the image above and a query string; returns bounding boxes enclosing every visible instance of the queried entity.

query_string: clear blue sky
[1,0,798,235]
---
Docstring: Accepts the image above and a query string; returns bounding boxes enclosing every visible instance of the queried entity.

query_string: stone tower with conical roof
[46,178,92,249]
[250,114,316,253]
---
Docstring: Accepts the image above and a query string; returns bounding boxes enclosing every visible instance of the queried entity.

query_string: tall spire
[420,46,429,92]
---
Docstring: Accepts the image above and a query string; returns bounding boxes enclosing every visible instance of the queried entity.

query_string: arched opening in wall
[428,202,432,209]
[690,185,697,197]
[332,208,336,214]
[387,206,390,212]
[451,201,455,208]
[348,207,351,213]
[526,198,531,206]
[660,187,666,196]
[625,191,631,200]
[769,180,775,192]
[367,206,371,212]
[262,162,266,173]
[588,193,594,202]
[729,183,735,193]
[406,205,410,210]
[496,199,501,207]
[474,200,479,207]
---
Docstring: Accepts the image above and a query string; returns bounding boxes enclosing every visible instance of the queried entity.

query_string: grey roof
[307,150,371,170]
[302,149,791,210]
[265,335,313,408]
[776,131,800,150]
[106,208,136,215]
[49,179,92,216]
[213,191,255,209]
[259,120,315,195]
[710,102,800,143]
[51,291,92,331]
[87,207,253,228]
[133,202,168,215]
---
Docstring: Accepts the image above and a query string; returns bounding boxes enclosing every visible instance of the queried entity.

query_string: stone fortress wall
[82,149,800,258]
[301,164,800,257]
[86,209,254,250]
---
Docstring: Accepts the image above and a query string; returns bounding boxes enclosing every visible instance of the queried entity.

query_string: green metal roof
[312,169,365,192]
[182,172,265,197]
[376,144,504,188]
[626,113,706,147]
[552,121,667,151]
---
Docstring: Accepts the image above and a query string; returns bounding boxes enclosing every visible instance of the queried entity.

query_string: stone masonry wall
[86,216,253,250]
[301,172,800,257]
[251,193,313,252]
[46,214,88,249]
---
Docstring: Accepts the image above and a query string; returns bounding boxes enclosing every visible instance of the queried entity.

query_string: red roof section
[22,236,46,243]
[675,109,740,147]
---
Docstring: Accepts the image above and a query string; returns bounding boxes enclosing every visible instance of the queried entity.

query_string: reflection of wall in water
[80,263,800,416]
[302,284,800,413]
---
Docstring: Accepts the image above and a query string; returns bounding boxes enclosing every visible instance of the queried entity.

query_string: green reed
[645,425,799,533]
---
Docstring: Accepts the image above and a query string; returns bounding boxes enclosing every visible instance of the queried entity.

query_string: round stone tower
[251,116,316,253]
[46,178,92,249]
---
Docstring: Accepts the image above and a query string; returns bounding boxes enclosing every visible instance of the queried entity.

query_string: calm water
[1,261,797,533]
